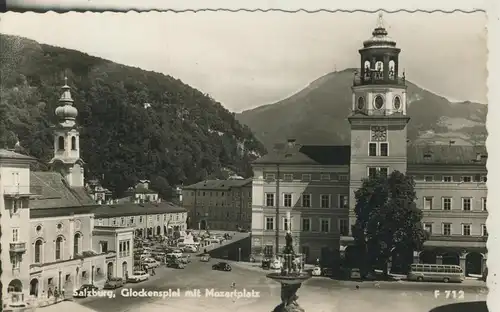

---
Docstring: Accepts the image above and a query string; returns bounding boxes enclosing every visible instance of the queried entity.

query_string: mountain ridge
[236,68,487,149]
[0,34,267,197]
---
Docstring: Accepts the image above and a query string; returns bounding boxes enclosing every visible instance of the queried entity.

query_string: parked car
[212,262,232,272]
[143,258,160,269]
[172,249,183,257]
[167,261,186,269]
[322,268,334,277]
[73,284,99,298]
[184,245,198,253]
[200,254,211,262]
[350,268,362,280]
[262,258,271,270]
[178,255,191,264]
[103,277,125,289]
[127,271,150,283]
[311,266,322,276]
[270,259,282,270]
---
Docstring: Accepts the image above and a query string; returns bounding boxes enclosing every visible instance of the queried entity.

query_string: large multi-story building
[182,178,252,231]
[250,16,487,276]
[94,202,187,237]
[1,78,187,310]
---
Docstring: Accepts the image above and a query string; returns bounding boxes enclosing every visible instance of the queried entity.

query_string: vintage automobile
[200,254,211,262]
[350,268,362,280]
[167,261,186,269]
[103,277,125,289]
[311,266,322,276]
[212,262,232,272]
[127,271,150,283]
[261,258,272,270]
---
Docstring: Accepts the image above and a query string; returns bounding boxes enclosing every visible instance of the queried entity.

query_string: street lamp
[275,164,280,256]
[91,265,95,284]
[58,271,62,291]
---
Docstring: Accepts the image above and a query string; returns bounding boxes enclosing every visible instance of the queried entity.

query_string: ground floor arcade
[134,225,182,238]
[340,238,487,276]
[250,231,340,265]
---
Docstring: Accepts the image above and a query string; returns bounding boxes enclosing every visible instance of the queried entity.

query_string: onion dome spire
[55,77,78,128]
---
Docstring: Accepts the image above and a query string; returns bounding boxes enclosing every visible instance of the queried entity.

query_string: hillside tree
[352,170,429,276]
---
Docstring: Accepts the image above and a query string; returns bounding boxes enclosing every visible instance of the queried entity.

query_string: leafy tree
[0,34,267,197]
[352,170,429,277]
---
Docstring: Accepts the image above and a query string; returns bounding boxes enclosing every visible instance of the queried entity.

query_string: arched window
[71,136,77,150]
[55,237,63,260]
[35,240,43,263]
[58,136,65,151]
[388,60,396,79]
[74,233,81,256]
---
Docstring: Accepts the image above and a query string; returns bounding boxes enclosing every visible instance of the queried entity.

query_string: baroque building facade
[2,78,187,310]
[250,16,487,276]
[182,178,252,231]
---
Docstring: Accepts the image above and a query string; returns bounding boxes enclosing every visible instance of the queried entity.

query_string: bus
[407,264,464,283]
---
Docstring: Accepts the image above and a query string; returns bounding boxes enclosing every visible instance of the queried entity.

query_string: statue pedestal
[266,273,311,312]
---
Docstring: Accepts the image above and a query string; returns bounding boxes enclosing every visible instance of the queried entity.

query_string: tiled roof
[407,145,487,165]
[93,202,186,218]
[252,143,487,166]
[29,171,97,209]
[184,178,252,190]
[0,149,36,161]
[252,144,351,166]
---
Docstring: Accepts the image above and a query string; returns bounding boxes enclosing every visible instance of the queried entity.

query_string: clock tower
[347,13,410,234]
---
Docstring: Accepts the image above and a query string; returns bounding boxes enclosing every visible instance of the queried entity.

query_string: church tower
[347,14,410,233]
[49,77,85,187]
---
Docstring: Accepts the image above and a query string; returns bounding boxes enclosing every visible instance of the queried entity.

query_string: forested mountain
[237,69,487,149]
[0,34,266,198]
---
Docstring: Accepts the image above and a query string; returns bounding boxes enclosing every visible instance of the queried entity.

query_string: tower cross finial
[64,76,68,86]
[377,11,385,28]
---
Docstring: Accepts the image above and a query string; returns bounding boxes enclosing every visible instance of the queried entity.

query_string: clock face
[371,126,387,141]
[374,95,384,109]
[357,97,365,109]
[394,96,401,110]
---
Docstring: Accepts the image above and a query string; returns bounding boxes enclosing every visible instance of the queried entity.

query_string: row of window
[264,173,349,182]
[32,233,83,264]
[190,190,252,198]
[423,197,487,211]
[96,213,184,226]
[57,135,78,151]
[264,193,348,209]
[423,223,488,237]
[193,200,251,208]
[118,240,131,258]
[419,175,487,183]
[368,142,389,157]
[195,211,250,219]
[263,217,349,235]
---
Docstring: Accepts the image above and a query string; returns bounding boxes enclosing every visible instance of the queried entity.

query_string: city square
[74,258,487,312]
[0,8,490,312]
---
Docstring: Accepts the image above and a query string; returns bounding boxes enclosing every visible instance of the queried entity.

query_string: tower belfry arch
[49,77,85,187]
[346,14,411,235]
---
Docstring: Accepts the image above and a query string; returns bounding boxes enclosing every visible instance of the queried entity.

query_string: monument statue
[267,229,310,312]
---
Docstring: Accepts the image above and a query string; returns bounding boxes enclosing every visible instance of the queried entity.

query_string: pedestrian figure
[152,268,156,276]
[61,287,65,299]
[54,287,59,302]
[47,288,53,298]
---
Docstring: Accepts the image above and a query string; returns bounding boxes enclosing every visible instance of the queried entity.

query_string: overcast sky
[0,11,487,112]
